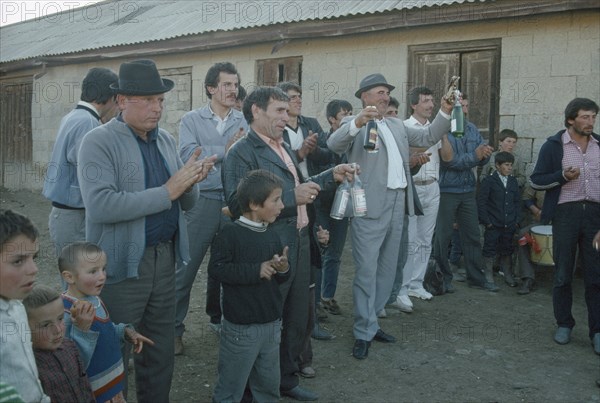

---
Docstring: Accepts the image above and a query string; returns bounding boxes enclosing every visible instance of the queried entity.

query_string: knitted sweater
[77,117,198,283]
[208,220,290,325]
[62,295,125,402]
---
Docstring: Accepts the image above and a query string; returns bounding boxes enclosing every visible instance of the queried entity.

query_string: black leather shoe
[444,282,455,293]
[517,278,534,295]
[281,386,319,401]
[373,329,396,343]
[352,339,370,359]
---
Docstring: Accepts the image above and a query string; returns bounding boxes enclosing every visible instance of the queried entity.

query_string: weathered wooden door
[409,40,500,143]
[0,80,33,188]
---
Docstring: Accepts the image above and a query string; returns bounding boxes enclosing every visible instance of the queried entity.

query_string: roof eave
[1,0,598,75]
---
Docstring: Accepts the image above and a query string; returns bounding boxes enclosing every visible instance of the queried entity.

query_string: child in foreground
[23,285,95,402]
[59,241,154,403]
[208,170,290,403]
[0,209,49,403]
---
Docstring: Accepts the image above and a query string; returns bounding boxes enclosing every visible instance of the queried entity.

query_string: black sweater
[208,220,290,324]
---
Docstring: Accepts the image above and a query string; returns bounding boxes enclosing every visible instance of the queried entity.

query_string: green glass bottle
[450,90,464,138]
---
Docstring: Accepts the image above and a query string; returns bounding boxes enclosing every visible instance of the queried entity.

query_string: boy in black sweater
[209,170,290,403]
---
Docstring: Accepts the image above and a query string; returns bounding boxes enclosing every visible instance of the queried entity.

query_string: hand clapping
[259,246,289,280]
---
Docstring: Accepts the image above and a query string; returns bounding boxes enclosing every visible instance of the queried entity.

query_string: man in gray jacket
[327,73,453,360]
[78,59,215,402]
[43,67,118,256]
[175,62,248,353]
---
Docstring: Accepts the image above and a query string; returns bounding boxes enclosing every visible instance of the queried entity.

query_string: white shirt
[349,118,406,189]
[285,125,310,179]
[403,116,441,182]
[0,299,50,403]
[378,119,407,189]
[209,105,232,135]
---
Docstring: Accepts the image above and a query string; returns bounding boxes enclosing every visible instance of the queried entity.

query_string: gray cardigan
[77,118,198,284]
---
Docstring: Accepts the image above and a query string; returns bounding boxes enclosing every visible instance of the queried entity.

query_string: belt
[559,200,600,209]
[146,239,173,249]
[52,201,85,210]
[414,179,436,186]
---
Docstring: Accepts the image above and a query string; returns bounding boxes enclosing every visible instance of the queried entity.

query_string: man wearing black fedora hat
[78,59,216,401]
[328,73,454,360]
[43,67,118,257]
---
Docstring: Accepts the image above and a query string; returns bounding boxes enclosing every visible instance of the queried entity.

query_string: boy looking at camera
[478,151,521,288]
[208,170,290,402]
[23,285,95,402]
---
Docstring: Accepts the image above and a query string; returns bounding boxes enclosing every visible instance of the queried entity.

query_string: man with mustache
[222,86,355,401]
[175,62,248,353]
[530,97,600,354]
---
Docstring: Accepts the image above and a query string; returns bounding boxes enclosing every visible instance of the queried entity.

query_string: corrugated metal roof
[0,0,476,64]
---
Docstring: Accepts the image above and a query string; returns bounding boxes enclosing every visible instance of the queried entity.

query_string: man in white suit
[327,74,453,359]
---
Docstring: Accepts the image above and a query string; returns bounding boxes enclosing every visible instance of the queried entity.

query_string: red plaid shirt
[34,339,95,403]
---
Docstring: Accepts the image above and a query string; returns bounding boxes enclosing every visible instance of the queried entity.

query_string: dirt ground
[1,188,599,403]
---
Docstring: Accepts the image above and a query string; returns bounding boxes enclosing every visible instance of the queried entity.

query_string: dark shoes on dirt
[353,329,396,360]
[311,324,335,340]
[517,278,534,295]
[352,339,370,359]
[553,327,572,345]
[281,386,318,401]
[373,329,396,343]
[321,298,341,315]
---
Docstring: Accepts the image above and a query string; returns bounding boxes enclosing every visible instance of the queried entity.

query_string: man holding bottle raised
[327,73,453,360]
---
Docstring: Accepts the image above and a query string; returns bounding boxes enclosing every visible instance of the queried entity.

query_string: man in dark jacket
[530,97,599,353]
[222,86,354,401]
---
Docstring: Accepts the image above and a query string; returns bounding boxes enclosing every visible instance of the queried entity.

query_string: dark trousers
[552,202,600,338]
[101,241,175,403]
[299,284,316,369]
[482,226,516,258]
[271,220,311,392]
[434,192,487,287]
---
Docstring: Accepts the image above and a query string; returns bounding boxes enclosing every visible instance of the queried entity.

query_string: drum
[530,225,554,266]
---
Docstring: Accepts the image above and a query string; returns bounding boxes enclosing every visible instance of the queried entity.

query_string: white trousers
[399,181,440,296]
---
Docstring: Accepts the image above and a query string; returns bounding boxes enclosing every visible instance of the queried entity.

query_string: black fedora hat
[355,73,395,98]
[111,59,174,95]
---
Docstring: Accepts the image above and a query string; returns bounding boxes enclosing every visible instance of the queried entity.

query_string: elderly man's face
[252,98,289,139]
[118,94,164,137]
[361,86,390,117]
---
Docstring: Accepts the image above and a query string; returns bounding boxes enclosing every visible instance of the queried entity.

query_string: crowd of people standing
[1,57,599,402]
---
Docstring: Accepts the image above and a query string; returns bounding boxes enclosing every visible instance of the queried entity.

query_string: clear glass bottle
[450,89,464,138]
[363,119,378,152]
[330,177,350,220]
[351,167,367,217]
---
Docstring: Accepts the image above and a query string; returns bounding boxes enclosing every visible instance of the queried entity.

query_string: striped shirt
[558,130,600,204]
